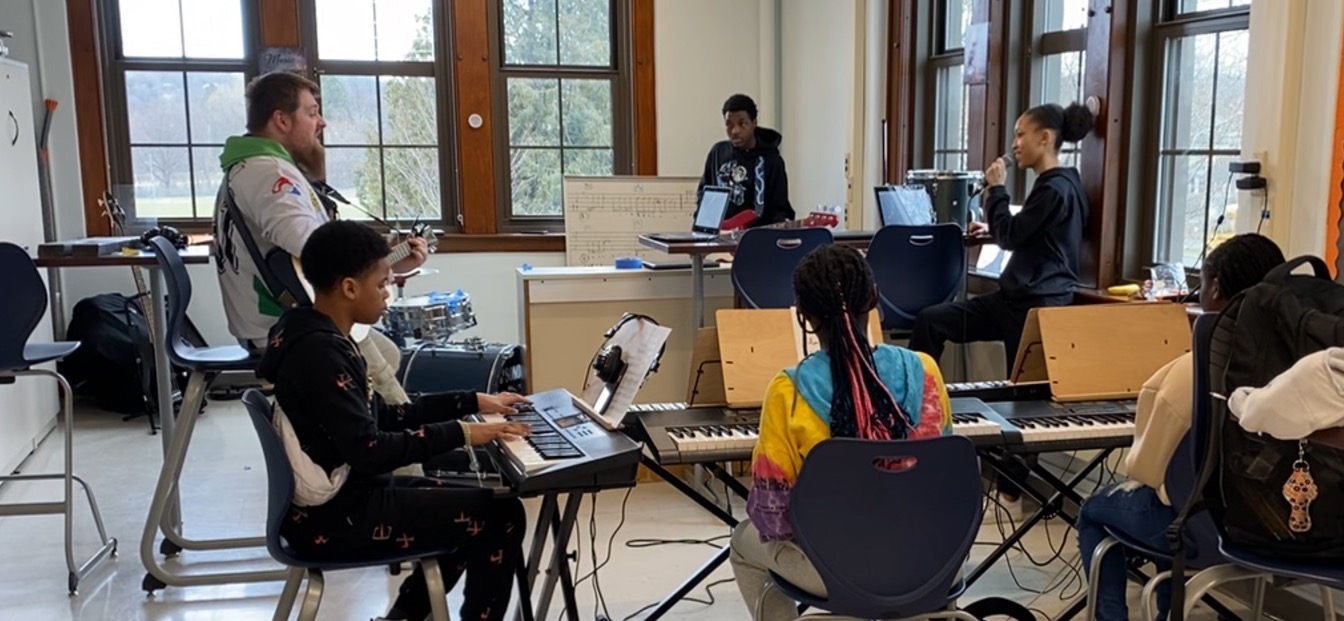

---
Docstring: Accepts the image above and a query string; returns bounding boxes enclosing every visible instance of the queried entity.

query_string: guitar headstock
[408,218,440,253]
[100,192,128,235]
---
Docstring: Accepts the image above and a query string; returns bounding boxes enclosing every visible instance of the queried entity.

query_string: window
[102,0,251,222]
[928,0,972,171]
[1151,3,1250,266]
[496,0,631,223]
[305,0,451,224]
[1027,0,1088,187]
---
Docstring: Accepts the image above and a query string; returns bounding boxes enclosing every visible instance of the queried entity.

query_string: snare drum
[383,290,478,342]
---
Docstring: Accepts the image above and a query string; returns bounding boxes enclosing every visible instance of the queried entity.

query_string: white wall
[654,0,770,178]
[780,0,857,215]
[1237,0,1344,261]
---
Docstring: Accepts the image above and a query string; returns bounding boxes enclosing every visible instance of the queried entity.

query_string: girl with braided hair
[1077,233,1285,621]
[729,244,953,620]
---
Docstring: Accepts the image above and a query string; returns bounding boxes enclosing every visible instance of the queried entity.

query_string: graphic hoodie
[212,135,330,346]
[257,306,478,481]
[696,127,795,226]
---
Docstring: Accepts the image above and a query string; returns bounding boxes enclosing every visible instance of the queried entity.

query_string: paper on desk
[581,316,672,430]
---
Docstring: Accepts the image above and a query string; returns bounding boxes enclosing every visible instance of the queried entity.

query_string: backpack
[1206,255,1344,560]
[60,293,201,417]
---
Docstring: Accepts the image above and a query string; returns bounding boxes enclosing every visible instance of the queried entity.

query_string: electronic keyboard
[474,388,642,495]
[947,379,1052,402]
[625,398,1010,465]
[985,399,1137,454]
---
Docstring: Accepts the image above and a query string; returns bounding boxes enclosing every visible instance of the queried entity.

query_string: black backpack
[60,293,202,417]
[1202,255,1344,559]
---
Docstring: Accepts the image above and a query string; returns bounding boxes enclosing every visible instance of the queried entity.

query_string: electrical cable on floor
[620,578,735,621]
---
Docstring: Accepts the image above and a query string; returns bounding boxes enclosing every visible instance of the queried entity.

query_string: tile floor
[0,401,1240,620]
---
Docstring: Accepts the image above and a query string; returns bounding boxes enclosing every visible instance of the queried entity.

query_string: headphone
[584,313,668,392]
[140,226,188,250]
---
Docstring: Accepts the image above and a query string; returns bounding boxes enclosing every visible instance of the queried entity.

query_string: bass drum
[398,340,528,396]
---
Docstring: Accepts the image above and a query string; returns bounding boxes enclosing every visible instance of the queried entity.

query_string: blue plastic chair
[865,224,966,332]
[1085,313,1259,621]
[767,436,982,620]
[140,235,277,593]
[242,389,459,621]
[0,242,117,594]
[731,227,834,309]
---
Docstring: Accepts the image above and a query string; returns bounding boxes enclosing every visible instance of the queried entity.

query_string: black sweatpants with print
[284,475,526,621]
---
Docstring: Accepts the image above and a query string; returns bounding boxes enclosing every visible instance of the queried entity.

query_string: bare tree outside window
[106,0,248,220]
[501,0,623,220]
[1154,26,1248,266]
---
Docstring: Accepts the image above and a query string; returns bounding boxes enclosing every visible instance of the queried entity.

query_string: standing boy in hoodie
[697,94,794,227]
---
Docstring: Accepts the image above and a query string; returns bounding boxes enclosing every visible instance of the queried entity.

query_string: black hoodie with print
[696,127,795,226]
[257,307,477,478]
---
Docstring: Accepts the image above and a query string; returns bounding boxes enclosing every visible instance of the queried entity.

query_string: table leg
[691,257,706,328]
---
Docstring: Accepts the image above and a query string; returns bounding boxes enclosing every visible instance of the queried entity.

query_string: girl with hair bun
[909,101,1094,512]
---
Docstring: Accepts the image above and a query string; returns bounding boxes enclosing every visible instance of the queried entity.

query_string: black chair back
[241,388,298,565]
[730,227,833,309]
[865,224,965,330]
[0,242,48,371]
[790,436,981,619]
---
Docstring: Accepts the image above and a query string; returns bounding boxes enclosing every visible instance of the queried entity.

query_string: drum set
[381,268,478,343]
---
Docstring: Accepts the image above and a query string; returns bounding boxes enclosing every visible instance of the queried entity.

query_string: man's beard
[293,142,326,182]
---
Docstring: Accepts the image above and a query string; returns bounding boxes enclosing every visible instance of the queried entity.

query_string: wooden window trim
[73,0,657,253]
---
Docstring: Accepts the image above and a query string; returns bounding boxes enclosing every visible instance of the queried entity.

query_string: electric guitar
[267,220,439,341]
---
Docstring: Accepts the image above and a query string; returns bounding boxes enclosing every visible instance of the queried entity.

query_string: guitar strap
[219,165,303,310]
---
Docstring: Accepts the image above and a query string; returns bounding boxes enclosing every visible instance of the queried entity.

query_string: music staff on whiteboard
[696,94,794,229]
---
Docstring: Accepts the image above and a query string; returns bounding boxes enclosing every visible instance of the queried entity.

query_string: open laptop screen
[694,187,731,233]
[875,185,934,227]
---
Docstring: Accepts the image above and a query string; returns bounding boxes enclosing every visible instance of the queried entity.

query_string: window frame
[1014,0,1088,191]
[295,0,459,231]
[922,0,970,172]
[1140,2,1251,268]
[487,0,635,232]
[99,0,261,229]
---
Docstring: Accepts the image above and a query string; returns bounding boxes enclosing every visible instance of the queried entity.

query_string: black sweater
[257,307,476,478]
[984,167,1088,300]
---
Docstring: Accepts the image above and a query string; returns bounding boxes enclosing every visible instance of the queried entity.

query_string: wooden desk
[35,245,212,268]
[638,231,877,327]
[35,244,213,449]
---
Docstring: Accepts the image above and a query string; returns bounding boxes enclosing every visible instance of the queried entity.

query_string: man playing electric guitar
[212,71,430,404]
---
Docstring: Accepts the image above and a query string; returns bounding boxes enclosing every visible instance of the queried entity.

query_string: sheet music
[581,316,673,429]
[563,176,700,266]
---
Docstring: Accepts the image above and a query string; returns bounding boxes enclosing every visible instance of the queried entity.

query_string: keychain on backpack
[1283,440,1319,534]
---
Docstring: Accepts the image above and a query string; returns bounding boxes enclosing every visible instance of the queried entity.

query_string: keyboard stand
[637,456,746,621]
[515,491,583,621]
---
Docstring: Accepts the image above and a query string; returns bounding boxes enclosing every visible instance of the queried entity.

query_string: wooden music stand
[685,326,727,406]
[716,308,882,408]
[1012,304,1192,402]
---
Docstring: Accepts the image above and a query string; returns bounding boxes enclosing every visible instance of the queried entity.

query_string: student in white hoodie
[1076,233,1286,621]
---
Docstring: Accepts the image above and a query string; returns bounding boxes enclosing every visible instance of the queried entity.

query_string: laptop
[875,185,935,227]
[648,186,731,242]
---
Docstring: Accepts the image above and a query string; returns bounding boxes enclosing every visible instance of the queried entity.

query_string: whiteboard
[563,176,700,266]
